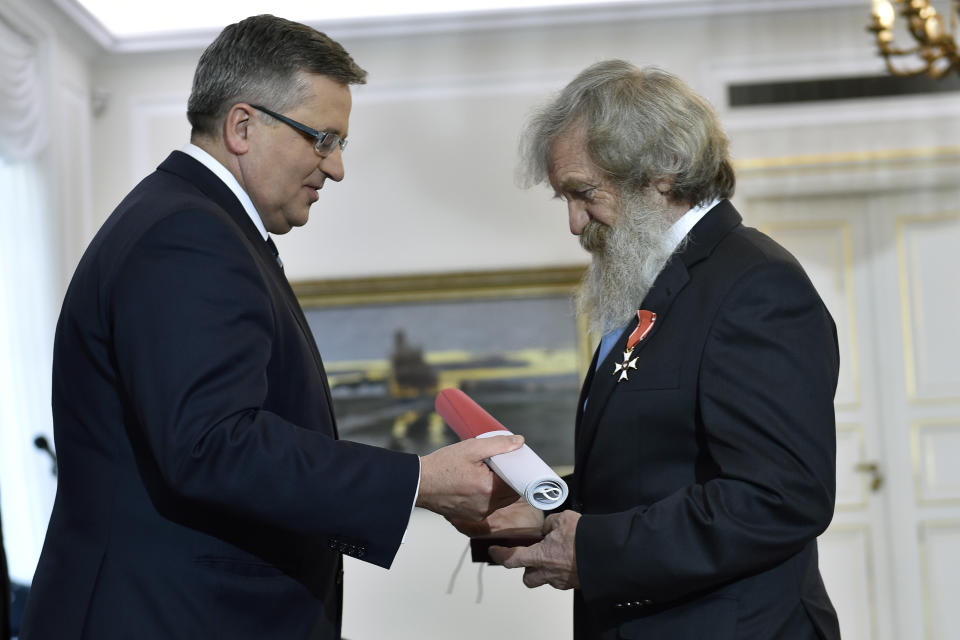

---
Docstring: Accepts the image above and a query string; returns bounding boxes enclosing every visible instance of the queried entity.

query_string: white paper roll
[476,430,569,510]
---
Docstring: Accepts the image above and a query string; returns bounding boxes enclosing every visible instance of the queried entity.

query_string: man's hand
[447,497,545,538]
[416,435,524,521]
[488,510,581,590]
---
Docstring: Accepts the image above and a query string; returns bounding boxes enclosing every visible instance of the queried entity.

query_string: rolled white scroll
[435,388,569,511]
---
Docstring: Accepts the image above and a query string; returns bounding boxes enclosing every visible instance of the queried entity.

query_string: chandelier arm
[870,0,959,78]
[883,55,933,77]
[878,42,928,56]
[926,58,953,78]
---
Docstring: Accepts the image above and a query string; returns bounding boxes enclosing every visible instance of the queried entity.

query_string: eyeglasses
[250,104,347,155]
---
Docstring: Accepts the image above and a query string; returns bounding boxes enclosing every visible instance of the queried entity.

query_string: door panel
[743,194,893,640]
[740,186,960,640]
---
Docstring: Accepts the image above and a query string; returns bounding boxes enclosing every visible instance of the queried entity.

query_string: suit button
[614,603,624,609]
[642,599,653,606]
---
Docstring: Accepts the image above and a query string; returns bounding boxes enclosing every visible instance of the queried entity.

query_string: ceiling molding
[50,0,111,49]
[51,0,867,54]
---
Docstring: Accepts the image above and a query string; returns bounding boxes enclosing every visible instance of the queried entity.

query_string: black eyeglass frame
[250,104,347,154]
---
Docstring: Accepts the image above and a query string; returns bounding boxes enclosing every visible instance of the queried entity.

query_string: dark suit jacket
[567,201,841,639]
[20,152,420,640]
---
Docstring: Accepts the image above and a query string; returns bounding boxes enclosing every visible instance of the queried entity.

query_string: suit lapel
[573,200,743,475]
[157,152,339,436]
[574,258,690,474]
[573,347,600,450]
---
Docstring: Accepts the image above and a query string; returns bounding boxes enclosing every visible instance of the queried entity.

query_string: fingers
[488,478,522,512]
[487,544,510,565]
[466,434,524,460]
[494,499,546,531]
[491,512,581,591]
[542,513,561,535]
[522,567,548,589]
[489,546,549,589]
[445,516,492,537]
[415,435,525,521]
[488,544,533,568]
[543,510,579,534]
[448,499,545,538]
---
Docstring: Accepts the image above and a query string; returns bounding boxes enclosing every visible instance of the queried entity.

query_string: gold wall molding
[918,519,960,640]
[820,523,879,640]
[735,145,960,174]
[292,265,586,308]
[896,213,960,404]
[912,419,960,506]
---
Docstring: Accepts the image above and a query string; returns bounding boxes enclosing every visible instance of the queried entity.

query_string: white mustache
[579,220,610,253]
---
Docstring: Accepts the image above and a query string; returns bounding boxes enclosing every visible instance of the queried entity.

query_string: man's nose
[568,201,589,235]
[319,147,345,182]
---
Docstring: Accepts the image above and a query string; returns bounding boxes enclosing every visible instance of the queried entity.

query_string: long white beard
[576,190,680,336]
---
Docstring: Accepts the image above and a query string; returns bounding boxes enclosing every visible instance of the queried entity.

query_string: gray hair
[187,14,367,139]
[519,60,734,206]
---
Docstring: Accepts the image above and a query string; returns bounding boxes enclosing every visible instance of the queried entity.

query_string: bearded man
[465,61,843,639]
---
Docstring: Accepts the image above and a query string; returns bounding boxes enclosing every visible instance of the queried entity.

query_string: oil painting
[295,267,591,468]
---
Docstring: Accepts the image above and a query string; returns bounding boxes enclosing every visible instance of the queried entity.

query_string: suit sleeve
[109,210,420,568]
[575,261,839,603]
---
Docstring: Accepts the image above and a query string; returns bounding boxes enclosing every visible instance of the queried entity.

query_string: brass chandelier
[869,0,960,76]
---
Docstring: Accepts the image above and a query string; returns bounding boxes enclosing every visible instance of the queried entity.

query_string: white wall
[85,3,960,283]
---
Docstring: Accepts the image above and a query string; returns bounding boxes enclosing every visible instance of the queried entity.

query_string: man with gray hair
[21,15,522,640]
[469,61,842,639]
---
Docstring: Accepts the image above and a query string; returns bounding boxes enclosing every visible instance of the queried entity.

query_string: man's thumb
[471,434,524,459]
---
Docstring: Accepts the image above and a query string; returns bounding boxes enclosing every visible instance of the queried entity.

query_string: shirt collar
[180,143,269,241]
[664,197,722,253]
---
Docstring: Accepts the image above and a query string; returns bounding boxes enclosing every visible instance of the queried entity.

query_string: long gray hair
[519,60,734,206]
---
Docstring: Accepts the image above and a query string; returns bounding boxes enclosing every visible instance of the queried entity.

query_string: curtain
[0,13,47,161]
[0,7,56,586]
[0,157,58,584]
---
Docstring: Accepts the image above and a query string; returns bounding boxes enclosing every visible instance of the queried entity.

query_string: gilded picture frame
[293,266,591,468]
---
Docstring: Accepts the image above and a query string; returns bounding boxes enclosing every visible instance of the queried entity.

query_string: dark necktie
[265,236,283,270]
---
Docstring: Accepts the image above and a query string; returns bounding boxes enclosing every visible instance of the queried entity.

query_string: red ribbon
[626,310,657,350]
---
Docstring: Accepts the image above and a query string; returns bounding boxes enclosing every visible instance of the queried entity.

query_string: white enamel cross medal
[612,310,657,383]
[614,349,639,382]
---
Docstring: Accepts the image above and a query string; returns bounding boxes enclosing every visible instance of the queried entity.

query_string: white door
[865,187,960,640]
[740,170,960,640]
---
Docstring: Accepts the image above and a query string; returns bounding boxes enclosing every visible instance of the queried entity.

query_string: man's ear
[223,104,253,155]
